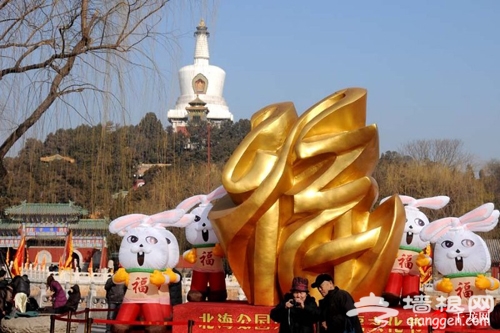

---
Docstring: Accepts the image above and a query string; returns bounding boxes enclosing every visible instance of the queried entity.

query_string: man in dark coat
[105,276,127,333]
[312,273,363,333]
[11,274,31,313]
[270,277,320,333]
[169,267,183,306]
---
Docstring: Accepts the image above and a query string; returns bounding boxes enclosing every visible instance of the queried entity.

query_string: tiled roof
[485,239,500,264]
[0,223,21,230]
[69,219,108,230]
[0,219,108,230]
[5,201,88,216]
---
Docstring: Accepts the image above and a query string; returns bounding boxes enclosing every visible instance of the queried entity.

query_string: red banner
[63,230,74,268]
[172,302,491,333]
[11,235,26,276]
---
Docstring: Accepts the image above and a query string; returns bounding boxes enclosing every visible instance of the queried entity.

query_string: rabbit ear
[399,195,417,206]
[109,214,148,236]
[176,195,205,212]
[149,209,185,228]
[166,214,198,228]
[463,209,500,233]
[459,203,494,224]
[205,185,227,203]
[420,217,456,243]
[412,196,450,210]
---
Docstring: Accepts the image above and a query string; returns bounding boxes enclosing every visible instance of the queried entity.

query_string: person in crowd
[490,303,500,329]
[169,267,183,306]
[11,274,31,313]
[104,276,127,333]
[46,273,67,313]
[311,273,363,333]
[11,274,30,313]
[58,284,81,314]
[270,276,320,333]
[0,269,13,320]
[0,269,8,288]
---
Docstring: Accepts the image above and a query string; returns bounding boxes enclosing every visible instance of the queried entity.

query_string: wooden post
[50,314,55,333]
[86,317,93,333]
[84,307,91,333]
[66,311,72,333]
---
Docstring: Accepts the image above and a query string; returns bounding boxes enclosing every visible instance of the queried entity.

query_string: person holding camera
[270,277,320,333]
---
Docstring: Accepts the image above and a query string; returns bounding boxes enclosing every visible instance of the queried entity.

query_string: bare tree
[480,159,500,207]
[0,0,174,180]
[399,139,474,169]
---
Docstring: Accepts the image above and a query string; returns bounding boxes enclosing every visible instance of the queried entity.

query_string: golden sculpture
[209,88,405,306]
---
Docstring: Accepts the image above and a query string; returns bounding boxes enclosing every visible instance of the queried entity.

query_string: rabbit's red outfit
[187,244,227,302]
[384,247,423,303]
[114,270,170,331]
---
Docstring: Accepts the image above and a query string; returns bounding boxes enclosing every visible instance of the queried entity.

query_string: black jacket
[319,287,363,333]
[270,293,320,333]
[12,275,30,296]
[169,268,183,306]
[65,284,81,311]
[105,277,126,304]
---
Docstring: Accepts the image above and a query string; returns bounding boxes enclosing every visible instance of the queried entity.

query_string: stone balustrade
[19,268,247,311]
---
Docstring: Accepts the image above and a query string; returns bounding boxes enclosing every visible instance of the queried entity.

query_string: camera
[290,299,300,308]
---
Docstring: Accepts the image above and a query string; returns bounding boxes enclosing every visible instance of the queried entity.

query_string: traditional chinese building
[0,201,108,270]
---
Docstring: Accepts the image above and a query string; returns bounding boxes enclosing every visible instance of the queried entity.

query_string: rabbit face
[433,228,491,275]
[402,206,431,249]
[119,226,179,270]
[185,203,219,245]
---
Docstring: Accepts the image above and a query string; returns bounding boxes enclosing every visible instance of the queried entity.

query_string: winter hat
[290,277,309,292]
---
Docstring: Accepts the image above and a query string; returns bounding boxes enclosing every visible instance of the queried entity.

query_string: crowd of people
[0,269,39,320]
[0,269,83,320]
[0,266,183,329]
[270,273,363,333]
[2,266,364,333]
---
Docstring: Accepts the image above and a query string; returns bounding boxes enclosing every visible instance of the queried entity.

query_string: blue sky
[9,1,498,164]
[159,0,500,164]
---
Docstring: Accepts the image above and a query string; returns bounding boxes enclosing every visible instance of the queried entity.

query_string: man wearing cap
[312,273,363,333]
[270,277,320,333]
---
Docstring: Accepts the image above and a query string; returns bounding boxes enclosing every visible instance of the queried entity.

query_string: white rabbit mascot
[176,185,228,302]
[420,203,500,306]
[381,195,450,306]
[109,209,187,333]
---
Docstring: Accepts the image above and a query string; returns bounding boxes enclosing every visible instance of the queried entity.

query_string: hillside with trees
[1,114,499,253]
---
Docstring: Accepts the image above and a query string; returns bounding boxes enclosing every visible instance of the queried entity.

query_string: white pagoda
[167,19,233,131]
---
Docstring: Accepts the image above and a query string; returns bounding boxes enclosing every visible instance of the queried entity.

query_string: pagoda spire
[194,19,210,65]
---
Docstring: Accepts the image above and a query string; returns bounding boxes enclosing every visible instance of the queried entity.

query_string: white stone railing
[20,267,112,285]
[19,268,247,310]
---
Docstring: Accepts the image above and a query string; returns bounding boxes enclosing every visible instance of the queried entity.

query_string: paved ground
[76,323,106,333]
